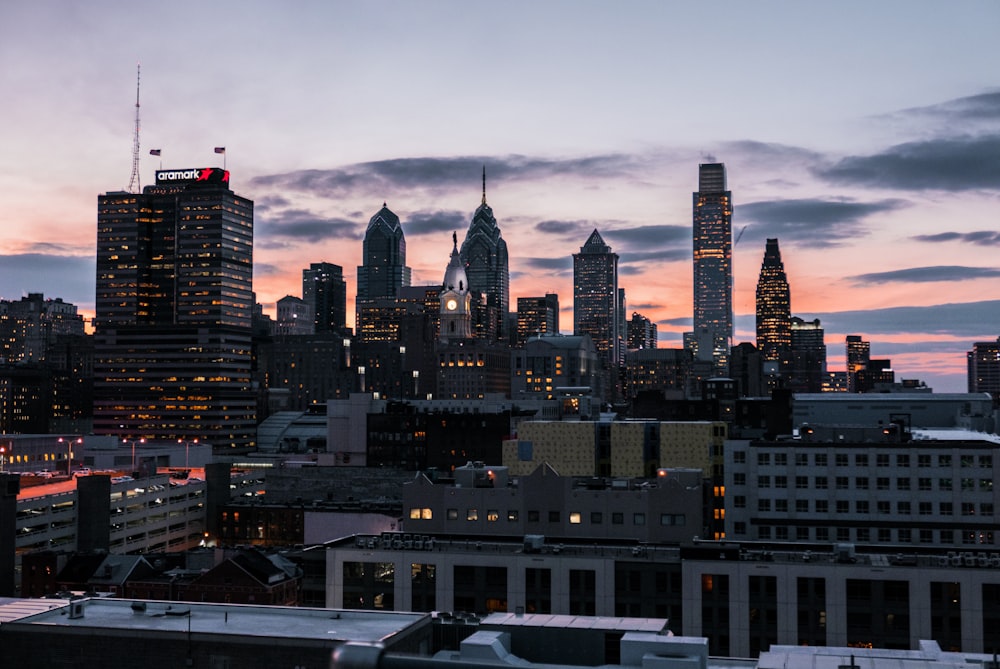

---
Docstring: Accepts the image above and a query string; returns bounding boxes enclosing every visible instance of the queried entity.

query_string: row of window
[410,507,685,527]
[739,497,994,517]
[735,473,993,492]
[738,451,993,469]
[735,524,995,545]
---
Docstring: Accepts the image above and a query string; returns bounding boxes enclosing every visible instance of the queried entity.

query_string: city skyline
[1,2,999,392]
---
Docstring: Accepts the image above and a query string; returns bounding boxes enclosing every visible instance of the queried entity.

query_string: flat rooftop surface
[483,612,670,633]
[6,598,427,644]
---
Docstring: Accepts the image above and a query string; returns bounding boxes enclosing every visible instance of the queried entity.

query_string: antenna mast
[127,63,141,193]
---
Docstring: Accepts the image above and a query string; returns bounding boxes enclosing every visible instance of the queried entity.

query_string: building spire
[482,164,487,205]
[127,62,141,193]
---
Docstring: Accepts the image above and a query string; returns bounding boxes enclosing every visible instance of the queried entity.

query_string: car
[73,468,92,478]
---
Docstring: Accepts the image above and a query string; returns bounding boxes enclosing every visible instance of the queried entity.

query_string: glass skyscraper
[573,229,619,370]
[755,238,791,364]
[303,261,346,334]
[355,204,412,342]
[93,167,256,451]
[692,163,733,376]
[460,170,509,342]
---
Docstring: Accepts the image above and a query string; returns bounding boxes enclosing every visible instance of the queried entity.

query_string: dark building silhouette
[788,317,826,393]
[626,311,657,351]
[460,169,509,342]
[729,342,765,398]
[690,163,733,376]
[303,262,347,334]
[516,294,559,347]
[93,167,255,450]
[846,335,870,393]
[573,230,620,375]
[356,204,411,341]
[967,337,1000,403]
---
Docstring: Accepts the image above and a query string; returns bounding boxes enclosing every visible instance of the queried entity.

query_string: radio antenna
[127,63,141,193]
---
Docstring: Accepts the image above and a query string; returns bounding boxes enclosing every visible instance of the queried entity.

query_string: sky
[1,1,998,393]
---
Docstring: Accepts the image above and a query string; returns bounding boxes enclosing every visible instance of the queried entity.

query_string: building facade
[93,167,255,450]
[303,261,347,335]
[460,170,509,342]
[356,204,412,341]
[573,230,620,374]
[754,238,790,368]
[968,337,1000,402]
[515,294,559,347]
[691,163,733,377]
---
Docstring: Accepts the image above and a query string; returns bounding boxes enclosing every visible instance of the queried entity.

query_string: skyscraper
[967,337,1000,402]
[573,229,619,371]
[516,294,560,347]
[755,238,791,365]
[691,162,733,376]
[93,166,255,450]
[460,168,509,342]
[356,204,411,341]
[627,312,658,351]
[846,335,871,393]
[788,317,826,393]
[303,262,346,334]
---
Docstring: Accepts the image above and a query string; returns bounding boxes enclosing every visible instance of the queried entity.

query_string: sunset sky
[1,1,998,392]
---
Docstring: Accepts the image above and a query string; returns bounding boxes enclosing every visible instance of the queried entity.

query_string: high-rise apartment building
[516,294,559,347]
[302,262,346,334]
[691,163,733,376]
[460,170,509,342]
[755,238,791,366]
[626,312,657,351]
[573,229,619,370]
[93,166,255,450]
[788,317,826,393]
[967,337,1000,401]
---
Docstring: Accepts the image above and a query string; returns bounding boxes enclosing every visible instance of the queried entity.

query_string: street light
[177,438,199,468]
[126,437,146,474]
[58,437,82,475]
[0,444,7,472]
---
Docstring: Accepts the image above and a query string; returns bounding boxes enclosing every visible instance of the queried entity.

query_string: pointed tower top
[482,165,487,206]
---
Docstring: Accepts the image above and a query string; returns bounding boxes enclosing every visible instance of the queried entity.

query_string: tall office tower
[968,337,1000,401]
[356,204,411,341]
[460,169,509,342]
[691,162,733,376]
[627,312,658,351]
[573,229,620,372]
[303,262,346,334]
[846,335,871,393]
[755,238,791,365]
[93,166,255,450]
[788,317,826,393]
[516,294,560,347]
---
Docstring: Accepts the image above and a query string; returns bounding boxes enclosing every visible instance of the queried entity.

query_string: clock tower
[440,232,472,342]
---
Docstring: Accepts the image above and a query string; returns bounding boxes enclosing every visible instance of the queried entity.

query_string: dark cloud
[254,194,292,212]
[817,135,1000,191]
[895,91,1000,124]
[738,198,907,244]
[851,266,1000,285]
[250,153,639,198]
[604,225,689,249]
[404,210,467,237]
[535,220,591,238]
[520,256,573,273]
[0,254,95,307]
[619,248,690,268]
[255,209,359,242]
[808,300,1000,338]
[912,231,1000,245]
[252,263,284,277]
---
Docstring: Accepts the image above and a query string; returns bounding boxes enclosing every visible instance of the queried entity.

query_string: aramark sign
[154,167,230,185]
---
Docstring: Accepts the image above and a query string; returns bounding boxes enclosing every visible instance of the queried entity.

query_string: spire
[482,165,487,205]
[453,231,457,249]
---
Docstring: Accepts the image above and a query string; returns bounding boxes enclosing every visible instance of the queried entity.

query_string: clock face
[446,298,458,311]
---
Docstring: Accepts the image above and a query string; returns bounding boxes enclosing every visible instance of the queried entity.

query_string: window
[877,501,890,514]
[815,476,828,489]
[939,478,953,491]
[548,511,560,523]
[898,501,911,515]
[897,477,911,491]
[857,528,870,542]
[508,510,519,522]
[734,451,746,464]
[796,527,810,540]
[918,454,931,467]
[775,476,787,489]
[796,500,809,513]
[759,526,772,539]
[775,499,788,513]
[775,453,788,466]
[733,473,746,485]
[856,501,869,514]
[796,453,808,466]
[940,502,953,515]
[487,510,499,522]
[816,500,828,513]
[980,503,995,515]
[757,453,770,466]
[938,454,952,467]
[837,528,850,541]
[878,528,892,543]
[815,453,828,466]
[920,529,934,543]
[758,499,771,512]
[836,454,848,467]
[528,510,540,522]
[896,454,909,467]
[447,508,459,520]
[855,454,869,467]
[591,512,603,524]
[467,509,478,521]
[796,476,808,489]
[612,512,624,525]
[919,502,932,515]
[836,476,849,490]
[661,514,685,526]
[816,527,829,541]
[633,513,646,526]
[918,478,932,491]
[776,526,789,540]
[409,507,432,520]
[980,455,993,468]
[982,479,994,491]
[569,512,582,524]
[856,477,869,490]
[734,495,746,508]
[939,530,953,544]
[877,477,890,490]
[877,454,890,467]
[734,522,746,535]
[759,475,771,488]
[962,478,976,491]
[899,529,912,543]
[836,500,849,514]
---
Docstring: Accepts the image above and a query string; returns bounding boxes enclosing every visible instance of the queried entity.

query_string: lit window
[569,512,581,524]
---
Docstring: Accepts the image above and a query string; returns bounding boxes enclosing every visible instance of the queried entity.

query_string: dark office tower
[788,317,826,393]
[516,294,560,347]
[968,337,1000,402]
[93,166,255,450]
[846,335,871,393]
[460,169,509,342]
[573,229,620,371]
[303,262,347,334]
[755,238,791,365]
[356,204,411,341]
[627,312,658,351]
[692,162,733,376]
